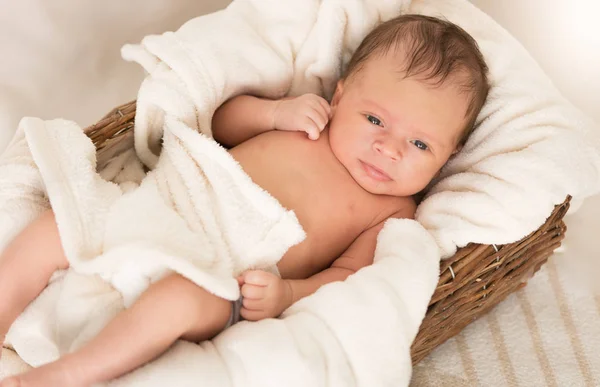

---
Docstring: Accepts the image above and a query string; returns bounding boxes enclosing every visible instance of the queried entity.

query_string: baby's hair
[344,14,490,145]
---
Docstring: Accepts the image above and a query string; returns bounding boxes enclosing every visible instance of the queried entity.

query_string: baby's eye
[366,115,382,126]
[411,140,429,151]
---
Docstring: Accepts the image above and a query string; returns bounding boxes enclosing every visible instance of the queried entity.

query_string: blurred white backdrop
[471,0,600,124]
[0,0,232,151]
[0,0,597,149]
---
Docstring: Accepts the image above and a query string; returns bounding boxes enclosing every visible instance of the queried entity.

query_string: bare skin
[229,129,409,279]
[0,51,469,386]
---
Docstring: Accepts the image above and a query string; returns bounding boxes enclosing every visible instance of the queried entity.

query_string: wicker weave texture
[84,101,569,365]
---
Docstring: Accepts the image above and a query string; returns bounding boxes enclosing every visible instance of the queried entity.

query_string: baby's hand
[272,93,331,140]
[237,270,293,321]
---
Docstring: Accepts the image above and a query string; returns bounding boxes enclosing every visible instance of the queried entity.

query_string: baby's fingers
[302,124,321,140]
[240,307,266,321]
[240,298,279,320]
[302,113,326,140]
[241,297,264,311]
[240,270,272,286]
[313,95,331,119]
[305,102,329,131]
[240,283,266,299]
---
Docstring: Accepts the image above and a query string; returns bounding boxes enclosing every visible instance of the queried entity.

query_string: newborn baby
[0,14,488,386]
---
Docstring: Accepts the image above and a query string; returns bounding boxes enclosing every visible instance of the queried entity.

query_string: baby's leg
[0,273,232,387]
[0,210,69,347]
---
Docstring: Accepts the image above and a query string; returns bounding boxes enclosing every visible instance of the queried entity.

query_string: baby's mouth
[360,160,392,182]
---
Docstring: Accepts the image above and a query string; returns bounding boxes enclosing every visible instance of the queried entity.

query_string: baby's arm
[237,202,416,320]
[285,222,384,306]
[212,95,279,147]
[212,94,330,147]
[237,224,383,321]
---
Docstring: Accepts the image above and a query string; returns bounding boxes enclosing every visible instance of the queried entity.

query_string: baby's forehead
[346,47,409,81]
[350,45,471,93]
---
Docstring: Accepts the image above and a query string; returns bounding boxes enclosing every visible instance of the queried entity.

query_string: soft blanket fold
[2,0,600,386]
[22,115,305,304]
[4,114,305,369]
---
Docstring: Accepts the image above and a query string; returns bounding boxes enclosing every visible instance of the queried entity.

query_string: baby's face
[328,54,469,197]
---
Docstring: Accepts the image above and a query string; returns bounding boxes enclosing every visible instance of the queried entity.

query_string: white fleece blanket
[2,0,600,386]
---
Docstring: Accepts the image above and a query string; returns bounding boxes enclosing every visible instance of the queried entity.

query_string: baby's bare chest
[229,131,399,278]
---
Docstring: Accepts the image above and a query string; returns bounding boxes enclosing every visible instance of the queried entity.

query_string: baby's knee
[31,210,68,269]
[160,273,231,314]
[27,209,57,237]
[38,209,55,222]
[3,209,68,270]
[0,376,21,387]
[153,274,232,336]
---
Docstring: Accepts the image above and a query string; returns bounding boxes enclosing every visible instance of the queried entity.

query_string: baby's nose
[373,140,401,161]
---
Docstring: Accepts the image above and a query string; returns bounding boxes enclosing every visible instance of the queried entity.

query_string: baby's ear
[452,143,463,155]
[330,79,345,108]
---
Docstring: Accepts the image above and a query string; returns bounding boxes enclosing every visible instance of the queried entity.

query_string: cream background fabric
[0,0,231,152]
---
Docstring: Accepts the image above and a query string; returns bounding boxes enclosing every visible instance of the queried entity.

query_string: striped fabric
[411,241,600,386]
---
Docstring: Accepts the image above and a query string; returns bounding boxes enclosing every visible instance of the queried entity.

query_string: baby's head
[328,14,489,197]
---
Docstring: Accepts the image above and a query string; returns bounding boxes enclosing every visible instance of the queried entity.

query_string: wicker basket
[84,100,570,365]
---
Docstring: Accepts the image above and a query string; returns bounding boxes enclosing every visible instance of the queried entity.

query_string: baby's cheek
[398,168,429,195]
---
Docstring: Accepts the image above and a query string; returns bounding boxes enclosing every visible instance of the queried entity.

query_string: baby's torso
[228,130,407,279]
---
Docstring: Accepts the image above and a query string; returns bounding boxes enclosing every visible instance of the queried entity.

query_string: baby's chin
[354,176,408,197]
